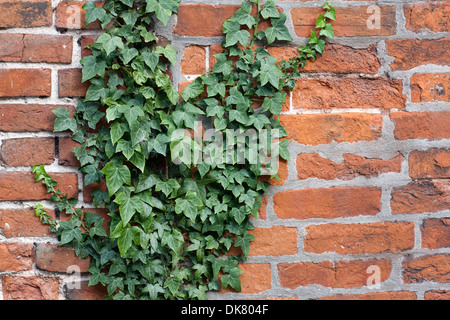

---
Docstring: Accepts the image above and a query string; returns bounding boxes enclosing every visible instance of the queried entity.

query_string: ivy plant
[34,0,336,300]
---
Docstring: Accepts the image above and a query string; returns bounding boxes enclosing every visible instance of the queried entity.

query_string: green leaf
[234,232,255,258]
[101,161,131,196]
[259,57,283,88]
[260,0,280,19]
[265,14,293,45]
[146,0,178,26]
[83,2,106,25]
[319,23,335,39]
[81,55,106,82]
[53,108,77,132]
[221,267,243,291]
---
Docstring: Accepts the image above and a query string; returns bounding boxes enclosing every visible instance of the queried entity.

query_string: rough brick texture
[0,0,449,301]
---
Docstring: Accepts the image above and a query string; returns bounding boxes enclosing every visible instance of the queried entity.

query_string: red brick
[391,112,450,140]
[0,138,55,167]
[292,77,405,110]
[0,208,56,238]
[0,0,52,28]
[0,243,34,272]
[404,1,450,33]
[80,34,98,58]
[386,38,450,70]
[0,34,73,64]
[411,73,450,103]
[279,113,383,146]
[291,6,396,37]
[304,222,415,254]
[424,290,450,300]
[409,149,450,179]
[391,180,450,215]
[220,263,271,294]
[247,226,298,256]
[0,104,74,132]
[318,291,417,300]
[64,280,107,300]
[421,218,450,249]
[0,172,78,201]
[58,68,90,97]
[175,4,242,37]
[268,44,381,74]
[35,243,90,273]
[278,259,391,289]
[2,276,59,300]
[297,153,404,180]
[403,254,450,284]
[59,137,81,166]
[274,187,381,220]
[56,1,104,30]
[181,45,207,75]
[0,69,51,97]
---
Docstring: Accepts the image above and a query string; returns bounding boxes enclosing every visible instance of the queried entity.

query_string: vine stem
[249,0,261,49]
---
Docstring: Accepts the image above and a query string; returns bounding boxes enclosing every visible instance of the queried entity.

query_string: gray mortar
[0,0,448,300]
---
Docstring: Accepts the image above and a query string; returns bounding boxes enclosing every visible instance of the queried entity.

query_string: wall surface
[0,0,449,300]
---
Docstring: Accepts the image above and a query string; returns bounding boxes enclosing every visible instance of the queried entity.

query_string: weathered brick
[274,187,381,220]
[0,243,34,272]
[403,254,450,284]
[386,38,450,70]
[64,280,107,300]
[409,149,450,179]
[279,113,383,146]
[0,69,51,97]
[0,138,55,167]
[424,290,450,300]
[0,209,56,238]
[59,137,81,166]
[56,1,104,30]
[391,180,450,215]
[318,291,417,300]
[304,222,415,254]
[292,77,405,109]
[297,153,403,180]
[404,1,450,33]
[220,263,271,294]
[391,112,450,140]
[411,73,450,103]
[35,243,90,273]
[421,218,450,249]
[247,226,298,256]
[269,43,380,74]
[181,45,207,75]
[174,4,242,37]
[0,172,78,201]
[291,6,396,37]
[0,34,73,64]
[0,0,52,28]
[2,276,59,300]
[58,68,90,97]
[0,104,73,132]
[278,259,391,289]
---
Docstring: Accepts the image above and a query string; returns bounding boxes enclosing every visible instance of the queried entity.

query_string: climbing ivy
[34,0,335,300]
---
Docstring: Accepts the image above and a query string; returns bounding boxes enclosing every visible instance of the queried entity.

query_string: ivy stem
[249,0,261,49]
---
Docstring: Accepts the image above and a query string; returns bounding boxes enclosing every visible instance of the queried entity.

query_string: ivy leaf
[101,161,131,196]
[229,1,255,28]
[260,0,280,19]
[81,55,106,82]
[320,23,335,39]
[83,2,106,25]
[53,108,77,132]
[221,267,243,291]
[146,0,178,26]
[234,232,255,258]
[259,56,283,88]
[265,14,293,45]
[175,191,203,222]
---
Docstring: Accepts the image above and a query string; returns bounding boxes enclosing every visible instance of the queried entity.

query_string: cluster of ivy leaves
[34,0,336,300]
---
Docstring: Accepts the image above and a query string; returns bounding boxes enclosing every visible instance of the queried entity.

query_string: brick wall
[0,0,449,300]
